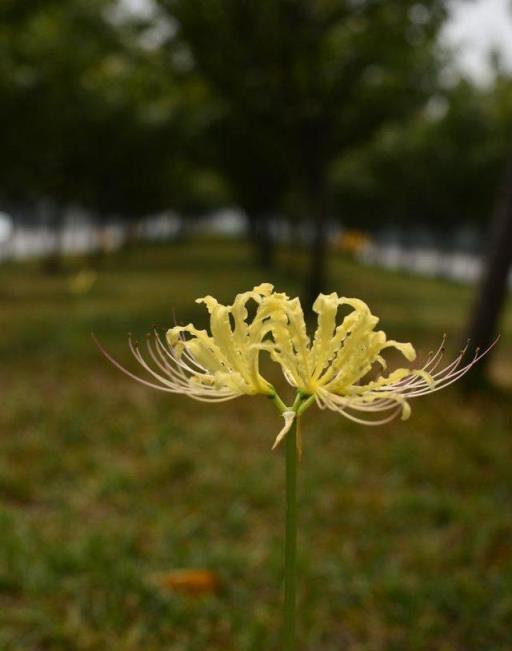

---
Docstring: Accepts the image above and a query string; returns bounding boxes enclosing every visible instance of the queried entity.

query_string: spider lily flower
[261,291,496,439]
[95,284,495,453]
[94,283,279,403]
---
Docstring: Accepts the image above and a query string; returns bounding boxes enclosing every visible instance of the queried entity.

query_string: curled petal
[264,292,418,396]
[272,411,296,450]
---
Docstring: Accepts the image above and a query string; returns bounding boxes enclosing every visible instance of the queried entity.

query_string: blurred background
[1,1,512,649]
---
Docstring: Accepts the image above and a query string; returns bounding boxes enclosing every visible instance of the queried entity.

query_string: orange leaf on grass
[155,569,221,596]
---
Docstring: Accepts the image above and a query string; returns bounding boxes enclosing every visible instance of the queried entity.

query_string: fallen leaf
[154,569,221,596]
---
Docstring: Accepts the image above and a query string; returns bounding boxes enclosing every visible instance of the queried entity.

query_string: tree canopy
[0,0,511,276]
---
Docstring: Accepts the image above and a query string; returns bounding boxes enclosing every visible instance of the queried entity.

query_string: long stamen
[94,333,241,402]
[129,337,180,390]
[402,340,496,398]
[397,337,499,399]
[93,334,178,393]
[150,333,206,387]
[144,335,196,391]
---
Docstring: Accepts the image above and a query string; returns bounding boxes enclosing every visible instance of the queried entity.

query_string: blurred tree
[147,0,292,268]
[0,2,119,194]
[331,79,509,233]
[464,149,512,384]
[209,117,290,268]
[464,75,512,383]
[0,0,225,263]
[156,0,449,302]
[78,15,229,237]
[0,0,133,266]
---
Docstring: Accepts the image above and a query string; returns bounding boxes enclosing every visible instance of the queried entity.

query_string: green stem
[284,415,298,650]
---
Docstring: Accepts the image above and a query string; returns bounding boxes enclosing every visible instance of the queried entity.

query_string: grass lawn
[1,239,511,650]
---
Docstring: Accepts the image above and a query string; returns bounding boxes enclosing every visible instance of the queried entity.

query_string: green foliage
[0,0,226,219]
[332,76,512,229]
[1,0,512,242]
[0,0,122,202]
[157,0,448,213]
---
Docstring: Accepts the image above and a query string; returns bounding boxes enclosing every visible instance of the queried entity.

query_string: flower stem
[284,415,298,650]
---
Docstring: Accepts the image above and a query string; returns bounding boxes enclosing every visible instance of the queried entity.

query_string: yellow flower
[95,284,494,453]
[261,291,490,434]
[94,283,277,402]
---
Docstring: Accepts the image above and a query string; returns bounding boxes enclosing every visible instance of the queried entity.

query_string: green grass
[1,239,511,650]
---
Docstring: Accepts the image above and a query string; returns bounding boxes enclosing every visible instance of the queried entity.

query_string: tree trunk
[2,200,18,262]
[305,168,328,310]
[247,212,274,269]
[123,218,139,249]
[86,212,109,262]
[42,204,66,273]
[464,150,512,385]
[301,117,329,309]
